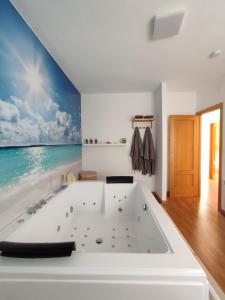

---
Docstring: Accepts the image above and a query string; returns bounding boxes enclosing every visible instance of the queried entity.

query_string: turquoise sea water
[0,144,82,189]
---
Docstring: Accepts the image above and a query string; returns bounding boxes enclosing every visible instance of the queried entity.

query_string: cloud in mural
[0,100,20,122]
[0,97,81,146]
[0,0,81,147]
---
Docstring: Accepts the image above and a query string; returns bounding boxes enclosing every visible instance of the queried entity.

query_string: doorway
[198,103,223,212]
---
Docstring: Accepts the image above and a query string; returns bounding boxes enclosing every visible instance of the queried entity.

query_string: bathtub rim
[0,180,207,286]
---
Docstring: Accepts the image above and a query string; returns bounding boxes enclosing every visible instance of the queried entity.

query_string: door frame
[197,102,223,213]
[209,123,219,180]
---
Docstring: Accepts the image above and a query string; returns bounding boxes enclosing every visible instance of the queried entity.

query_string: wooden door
[169,116,200,198]
[209,123,220,180]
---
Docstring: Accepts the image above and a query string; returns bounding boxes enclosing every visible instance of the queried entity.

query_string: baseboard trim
[219,208,225,217]
[152,192,163,204]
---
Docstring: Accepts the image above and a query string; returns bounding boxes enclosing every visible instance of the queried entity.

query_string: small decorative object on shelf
[120,138,127,144]
[85,138,88,144]
[89,139,93,144]
[94,139,98,144]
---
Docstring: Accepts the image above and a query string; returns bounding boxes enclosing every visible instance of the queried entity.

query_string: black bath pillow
[106,176,133,184]
[0,241,75,258]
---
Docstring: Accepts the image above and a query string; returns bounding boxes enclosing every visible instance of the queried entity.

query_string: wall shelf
[83,143,128,147]
[132,117,155,129]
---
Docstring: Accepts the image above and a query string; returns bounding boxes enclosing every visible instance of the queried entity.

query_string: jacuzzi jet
[17,219,24,224]
[96,238,103,244]
[143,204,148,211]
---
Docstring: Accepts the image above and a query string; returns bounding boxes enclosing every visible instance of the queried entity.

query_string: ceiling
[10,0,225,93]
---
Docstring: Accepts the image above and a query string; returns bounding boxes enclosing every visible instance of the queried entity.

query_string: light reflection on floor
[200,179,218,211]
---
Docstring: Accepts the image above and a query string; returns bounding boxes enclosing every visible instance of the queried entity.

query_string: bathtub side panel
[0,279,208,300]
[134,184,170,253]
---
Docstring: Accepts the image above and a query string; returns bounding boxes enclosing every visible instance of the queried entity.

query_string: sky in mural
[0,0,81,146]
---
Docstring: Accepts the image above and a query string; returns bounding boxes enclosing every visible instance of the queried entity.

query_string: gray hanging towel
[142,126,156,176]
[130,127,143,171]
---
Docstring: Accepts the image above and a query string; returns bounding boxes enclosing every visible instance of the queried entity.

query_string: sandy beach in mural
[0,159,82,232]
[0,144,82,215]
[0,159,82,213]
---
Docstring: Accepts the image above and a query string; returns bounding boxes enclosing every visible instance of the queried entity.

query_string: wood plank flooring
[163,180,225,293]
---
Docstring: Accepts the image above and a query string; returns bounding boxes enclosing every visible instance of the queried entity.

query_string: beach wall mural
[0,0,82,194]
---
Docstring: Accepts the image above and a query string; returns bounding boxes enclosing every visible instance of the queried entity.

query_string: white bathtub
[0,181,208,300]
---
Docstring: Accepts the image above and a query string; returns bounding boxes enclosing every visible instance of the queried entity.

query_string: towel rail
[132,118,155,129]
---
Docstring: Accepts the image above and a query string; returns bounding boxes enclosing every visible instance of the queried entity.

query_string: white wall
[81,89,197,201]
[196,83,220,111]
[154,83,167,201]
[167,92,196,115]
[81,93,156,189]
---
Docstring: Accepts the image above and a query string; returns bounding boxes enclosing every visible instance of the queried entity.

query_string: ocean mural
[0,0,82,190]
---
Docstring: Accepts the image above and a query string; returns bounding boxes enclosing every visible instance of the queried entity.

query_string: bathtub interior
[4,182,170,254]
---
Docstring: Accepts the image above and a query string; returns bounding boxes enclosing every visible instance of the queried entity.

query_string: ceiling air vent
[153,10,185,40]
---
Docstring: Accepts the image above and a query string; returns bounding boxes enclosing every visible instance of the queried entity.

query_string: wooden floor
[163,180,225,293]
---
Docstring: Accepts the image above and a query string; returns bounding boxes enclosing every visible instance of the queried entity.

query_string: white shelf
[83,143,128,147]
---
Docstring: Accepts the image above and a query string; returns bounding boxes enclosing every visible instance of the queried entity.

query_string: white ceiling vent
[153,10,185,40]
